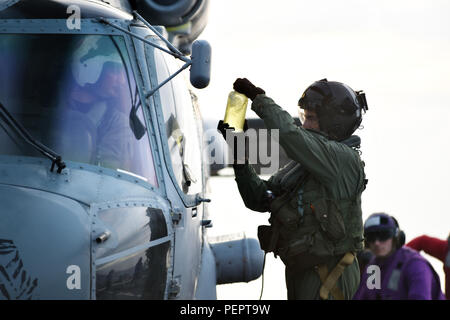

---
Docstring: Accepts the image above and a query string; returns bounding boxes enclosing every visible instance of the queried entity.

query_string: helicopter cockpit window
[154,51,202,195]
[0,34,158,187]
[153,50,184,189]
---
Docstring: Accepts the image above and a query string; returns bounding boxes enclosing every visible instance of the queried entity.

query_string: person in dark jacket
[353,213,445,300]
[218,78,368,299]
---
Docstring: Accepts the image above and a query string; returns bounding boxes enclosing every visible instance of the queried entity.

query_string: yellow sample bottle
[223,91,248,132]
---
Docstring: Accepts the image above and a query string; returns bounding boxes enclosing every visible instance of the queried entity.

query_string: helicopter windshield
[0,34,157,186]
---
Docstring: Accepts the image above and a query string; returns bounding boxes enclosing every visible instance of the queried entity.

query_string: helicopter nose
[0,184,91,300]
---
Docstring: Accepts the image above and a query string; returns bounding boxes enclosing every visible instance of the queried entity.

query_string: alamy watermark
[66,265,81,290]
[366,265,381,290]
[66,5,81,31]
[203,128,280,175]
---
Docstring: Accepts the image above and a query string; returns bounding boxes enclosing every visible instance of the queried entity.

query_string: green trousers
[285,255,360,300]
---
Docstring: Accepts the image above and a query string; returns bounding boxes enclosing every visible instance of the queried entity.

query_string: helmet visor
[365,229,395,243]
[298,87,327,111]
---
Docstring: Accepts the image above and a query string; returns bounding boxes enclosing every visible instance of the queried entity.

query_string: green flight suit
[233,94,366,300]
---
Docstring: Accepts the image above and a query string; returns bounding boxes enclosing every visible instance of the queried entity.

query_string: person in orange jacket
[406,234,450,299]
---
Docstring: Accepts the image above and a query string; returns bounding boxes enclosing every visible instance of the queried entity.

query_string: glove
[217,120,249,165]
[217,119,248,140]
[217,120,232,140]
[233,78,265,101]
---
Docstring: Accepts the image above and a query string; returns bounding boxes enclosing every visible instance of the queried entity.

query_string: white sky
[193,0,450,299]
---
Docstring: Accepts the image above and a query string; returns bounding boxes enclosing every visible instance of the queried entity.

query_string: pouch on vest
[311,198,346,241]
[269,189,301,233]
[259,185,304,256]
[257,225,275,253]
[278,235,327,271]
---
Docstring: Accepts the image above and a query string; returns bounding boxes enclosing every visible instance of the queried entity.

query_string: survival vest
[258,141,366,270]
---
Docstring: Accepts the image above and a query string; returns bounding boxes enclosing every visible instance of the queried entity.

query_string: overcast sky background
[193,0,450,299]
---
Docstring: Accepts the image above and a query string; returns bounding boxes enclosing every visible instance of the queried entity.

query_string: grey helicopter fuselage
[0,0,263,300]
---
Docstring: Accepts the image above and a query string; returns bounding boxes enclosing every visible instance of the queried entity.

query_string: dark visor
[365,229,395,243]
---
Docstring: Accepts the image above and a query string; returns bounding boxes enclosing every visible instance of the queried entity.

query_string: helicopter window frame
[0,19,166,193]
[111,30,164,190]
[109,21,205,207]
[144,41,202,208]
[164,54,203,197]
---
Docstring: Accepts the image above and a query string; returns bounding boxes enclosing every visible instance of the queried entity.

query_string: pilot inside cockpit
[67,36,136,170]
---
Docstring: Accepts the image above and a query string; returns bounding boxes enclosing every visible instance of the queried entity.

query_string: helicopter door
[152,49,205,298]
[92,202,174,300]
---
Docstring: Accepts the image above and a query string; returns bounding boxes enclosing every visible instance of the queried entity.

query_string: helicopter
[0,0,265,300]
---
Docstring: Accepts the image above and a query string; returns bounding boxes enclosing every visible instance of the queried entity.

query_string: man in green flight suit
[218,78,369,300]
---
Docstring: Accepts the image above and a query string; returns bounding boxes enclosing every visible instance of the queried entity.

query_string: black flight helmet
[298,78,368,141]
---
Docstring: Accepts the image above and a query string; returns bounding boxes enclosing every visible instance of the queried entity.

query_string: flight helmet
[298,78,368,141]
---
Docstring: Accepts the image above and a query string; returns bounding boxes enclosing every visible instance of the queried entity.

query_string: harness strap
[316,252,355,300]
